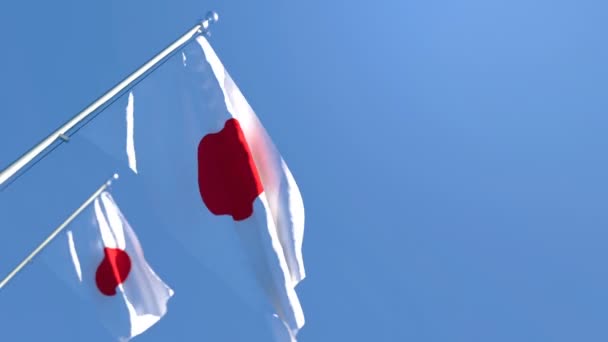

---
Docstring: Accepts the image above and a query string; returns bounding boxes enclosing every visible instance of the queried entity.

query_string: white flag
[83,35,305,340]
[44,190,173,341]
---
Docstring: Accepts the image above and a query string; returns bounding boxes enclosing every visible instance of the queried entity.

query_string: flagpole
[0,11,219,187]
[0,174,120,290]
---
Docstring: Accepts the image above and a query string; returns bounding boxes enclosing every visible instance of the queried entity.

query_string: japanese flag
[46,190,173,341]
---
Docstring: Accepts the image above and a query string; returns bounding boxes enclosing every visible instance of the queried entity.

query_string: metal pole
[0,11,219,186]
[0,174,119,290]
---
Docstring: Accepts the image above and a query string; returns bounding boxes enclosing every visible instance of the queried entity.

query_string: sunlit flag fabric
[42,190,174,341]
[82,35,306,340]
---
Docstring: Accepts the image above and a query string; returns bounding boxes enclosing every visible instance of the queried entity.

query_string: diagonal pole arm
[0,174,119,290]
[0,11,218,187]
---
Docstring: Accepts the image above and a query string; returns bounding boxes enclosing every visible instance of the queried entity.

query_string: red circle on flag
[197,118,263,221]
[95,247,132,296]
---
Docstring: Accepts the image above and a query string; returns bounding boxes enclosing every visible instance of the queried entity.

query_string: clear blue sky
[1,0,608,341]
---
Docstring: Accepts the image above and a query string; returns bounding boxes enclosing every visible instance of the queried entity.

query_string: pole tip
[106,173,119,187]
[206,10,219,23]
[200,10,219,35]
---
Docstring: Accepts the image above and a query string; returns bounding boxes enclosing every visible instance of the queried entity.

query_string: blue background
[1,0,608,341]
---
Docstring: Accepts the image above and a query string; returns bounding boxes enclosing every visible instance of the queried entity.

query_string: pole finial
[106,173,120,187]
[200,10,219,36]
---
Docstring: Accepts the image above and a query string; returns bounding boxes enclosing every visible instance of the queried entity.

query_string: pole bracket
[58,133,70,142]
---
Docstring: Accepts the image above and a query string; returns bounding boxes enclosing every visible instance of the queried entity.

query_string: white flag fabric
[82,35,306,340]
[43,190,173,341]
